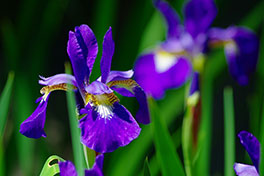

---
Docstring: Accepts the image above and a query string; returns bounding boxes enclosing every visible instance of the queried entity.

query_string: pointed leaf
[149,98,185,176]
[0,71,14,136]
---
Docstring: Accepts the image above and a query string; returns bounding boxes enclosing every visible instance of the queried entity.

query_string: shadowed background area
[0,0,263,175]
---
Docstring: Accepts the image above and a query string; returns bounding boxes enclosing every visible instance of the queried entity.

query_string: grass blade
[65,63,85,176]
[143,157,151,176]
[223,87,235,176]
[149,98,185,176]
[0,72,15,136]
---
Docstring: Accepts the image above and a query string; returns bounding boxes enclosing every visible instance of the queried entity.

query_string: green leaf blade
[149,98,185,176]
[223,87,235,176]
[0,71,15,136]
[65,63,85,176]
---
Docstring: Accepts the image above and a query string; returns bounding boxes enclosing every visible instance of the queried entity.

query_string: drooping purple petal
[107,79,150,124]
[184,0,217,38]
[227,27,259,85]
[85,81,113,95]
[100,27,115,83]
[79,102,141,153]
[209,27,259,85]
[154,0,181,38]
[234,163,259,176]
[39,74,77,87]
[159,57,192,91]
[97,70,134,83]
[238,131,260,171]
[67,25,98,89]
[133,86,150,124]
[189,72,200,96]
[135,52,192,99]
[19,96,49,138]
[134,53,166,99]
[59,161,78,176]
[85,154,104,176]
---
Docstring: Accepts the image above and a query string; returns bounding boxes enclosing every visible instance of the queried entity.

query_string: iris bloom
[134,0,259,99]
[59,154,104,176]
[20,25,150,153]
[234,131,260,176]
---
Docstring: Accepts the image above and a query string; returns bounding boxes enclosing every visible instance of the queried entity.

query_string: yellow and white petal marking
[107,79,138,93]
[154,50,187,73]
[85,93,120,120]
[40,83,77,101]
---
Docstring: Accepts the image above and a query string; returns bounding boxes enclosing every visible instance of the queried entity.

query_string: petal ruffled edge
[39,74,77,87]
[79,102,141,153]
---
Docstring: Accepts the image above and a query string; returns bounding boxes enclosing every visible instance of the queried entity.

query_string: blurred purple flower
[59,154,104,176]
[234,131,260,176]
[134,0,259,99]
[20,25,150,153]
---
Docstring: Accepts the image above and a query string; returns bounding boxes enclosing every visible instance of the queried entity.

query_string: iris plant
[59,154,104,176]
[134,0,259,99]
[234,131,260,176]
[20,25,150,153]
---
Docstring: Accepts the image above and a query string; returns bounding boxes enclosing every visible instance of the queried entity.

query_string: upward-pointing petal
[67,24,98,89]
[154,0,181,39]
[184,0,217,38]
[101,27,115,83]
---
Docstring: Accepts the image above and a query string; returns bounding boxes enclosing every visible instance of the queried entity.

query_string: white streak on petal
[154,51,178,73]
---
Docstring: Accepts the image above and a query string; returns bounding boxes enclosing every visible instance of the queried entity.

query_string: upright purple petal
[184,0,217,38]
[100,27,115,83]
[234,163,259,176]
[238,131,260,171]
[85,154,104,176]
[67,25,98,89]
[59,161,78,176]
[39,74,77,87]
[154,0,181,38]
[189,72,200,96]
[19,96,49,138]
[79,102,141,153]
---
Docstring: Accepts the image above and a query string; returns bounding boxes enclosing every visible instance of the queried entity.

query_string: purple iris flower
[59,154,104,176]
[20,24,150,153]
[234,131,260,176]
[134,0,259,99]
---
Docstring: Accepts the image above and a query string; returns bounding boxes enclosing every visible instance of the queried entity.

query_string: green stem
[223,87,235,176]
[182,107,193,176]
[65,63,85,176]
